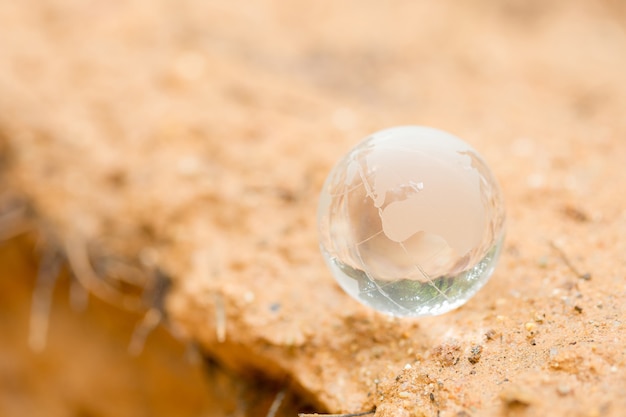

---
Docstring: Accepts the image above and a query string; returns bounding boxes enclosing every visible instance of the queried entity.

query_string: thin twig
[298,411,375,417]
[29,249,63,352]
[549,240,591,281]
[128,308,162,355]
[265,388,286,417]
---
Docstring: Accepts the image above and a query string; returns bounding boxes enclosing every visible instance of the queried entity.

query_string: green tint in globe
[318,126,505,317]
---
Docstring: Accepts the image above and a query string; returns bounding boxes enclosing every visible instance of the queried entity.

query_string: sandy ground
[1,1,626,416]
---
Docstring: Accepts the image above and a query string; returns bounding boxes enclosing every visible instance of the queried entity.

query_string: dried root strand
[64,234,143,311]
[265,388,286,417]
[128,308,162,356]
[28,248,63,352]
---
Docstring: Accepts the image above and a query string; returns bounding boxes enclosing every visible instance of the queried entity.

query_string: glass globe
[318,126,505,317]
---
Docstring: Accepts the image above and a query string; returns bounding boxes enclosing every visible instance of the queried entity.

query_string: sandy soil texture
[2,1,626,416]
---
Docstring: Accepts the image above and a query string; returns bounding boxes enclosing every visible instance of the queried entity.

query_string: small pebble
[485,329,497,340]
[468,345,483,364]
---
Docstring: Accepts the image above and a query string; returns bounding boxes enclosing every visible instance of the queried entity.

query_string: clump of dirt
[2,1,626,416]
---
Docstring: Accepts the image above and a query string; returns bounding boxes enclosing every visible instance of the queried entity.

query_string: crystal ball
[317,126,505,317]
